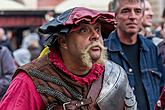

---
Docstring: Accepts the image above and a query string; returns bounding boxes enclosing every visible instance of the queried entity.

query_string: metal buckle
[63,102,70,110]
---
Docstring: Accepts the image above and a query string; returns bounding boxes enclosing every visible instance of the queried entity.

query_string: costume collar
[49,48,104,85]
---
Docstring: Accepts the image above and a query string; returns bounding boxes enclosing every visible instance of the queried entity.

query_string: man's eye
[95,27,101,33]
[79,28,88,33]
[135,9,142,14]
[145,8,149,11]
[121,10,129,13]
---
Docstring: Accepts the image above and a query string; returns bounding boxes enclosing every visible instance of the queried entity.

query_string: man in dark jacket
[105,0,165,110]
[0,7,137,110]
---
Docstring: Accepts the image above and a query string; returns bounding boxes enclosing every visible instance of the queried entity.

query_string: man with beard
[0,7,137,110]
[105,0,165,110]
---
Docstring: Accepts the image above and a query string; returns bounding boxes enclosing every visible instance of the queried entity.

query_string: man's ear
[58,36,68,49]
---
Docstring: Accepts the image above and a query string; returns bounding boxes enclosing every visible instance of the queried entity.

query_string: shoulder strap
[87,74,103,102]
[62,75,102,110]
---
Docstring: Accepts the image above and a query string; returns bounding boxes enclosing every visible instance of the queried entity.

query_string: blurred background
[0,0,164,50]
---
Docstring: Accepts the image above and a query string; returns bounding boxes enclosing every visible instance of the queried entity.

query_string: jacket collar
[104,30,150,52]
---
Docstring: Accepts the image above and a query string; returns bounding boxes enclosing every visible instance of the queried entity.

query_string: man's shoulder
[104,31,120,49]
[98,60,128,103]
[105,60,126,77]
[104,31,117,41]
[139,35,158,49]
[0,72,43,110]
[105,60,120,69]
[139,34,154,43]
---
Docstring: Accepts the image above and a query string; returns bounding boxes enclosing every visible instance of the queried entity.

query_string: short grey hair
[109,0,145,13]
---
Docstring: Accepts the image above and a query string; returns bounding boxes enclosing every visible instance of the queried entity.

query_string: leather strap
[64,98,92,110]
[63,75,103,110]
[87,75,103,101]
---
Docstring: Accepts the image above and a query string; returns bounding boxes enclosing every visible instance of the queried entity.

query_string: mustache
[83,42,106,53]
[81,42,107,68]
[126,22,137,25]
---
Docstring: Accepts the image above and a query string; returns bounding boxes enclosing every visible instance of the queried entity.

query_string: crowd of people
[0,27,43,101]
[0,0,165,110]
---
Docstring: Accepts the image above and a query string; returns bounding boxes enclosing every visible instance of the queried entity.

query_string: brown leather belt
[63,98,92,110]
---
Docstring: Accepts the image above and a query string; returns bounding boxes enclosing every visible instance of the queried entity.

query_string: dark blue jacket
[104,30,165,110]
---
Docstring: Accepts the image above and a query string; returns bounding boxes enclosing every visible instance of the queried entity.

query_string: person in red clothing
[155,86,165,110]
[0,7,137,110]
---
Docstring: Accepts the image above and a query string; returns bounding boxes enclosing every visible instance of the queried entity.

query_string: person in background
[6,30,17,50]
[21,28,40,49]
[13,48,31,67]
[140,0,164,46]
[155,8,165,109]
[21,28,42,60]
[163,8,165,22]
[105,0,165,110]
[140,0,154,37]
[155,8,165,39]
[0,28,13,52]
[27,38,42,60]
[157,22,165,69]
[159,22,165,39]
[44,10,55,22]
[155,86,165,110]
[0,7,137,110]
[0,45,16,99]
[140,0,165,70]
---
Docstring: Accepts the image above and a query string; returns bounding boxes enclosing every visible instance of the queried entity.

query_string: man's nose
[149,9,154,16]
[128,10,137,20]
[89,30,100,41]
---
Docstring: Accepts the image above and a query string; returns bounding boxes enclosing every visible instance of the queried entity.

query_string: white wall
[22,0,37,9]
